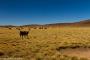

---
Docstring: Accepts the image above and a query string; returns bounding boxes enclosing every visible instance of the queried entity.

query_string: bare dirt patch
[60,47,90,59]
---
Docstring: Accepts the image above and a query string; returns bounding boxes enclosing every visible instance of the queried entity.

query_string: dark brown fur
[20,31,29,39]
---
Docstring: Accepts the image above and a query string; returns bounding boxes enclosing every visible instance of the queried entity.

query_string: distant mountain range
[44,19,90,27]
[23,19,90,27]
[1,19,90,27]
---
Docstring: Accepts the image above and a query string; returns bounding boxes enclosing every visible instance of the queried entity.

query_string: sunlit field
[0,27,90,60]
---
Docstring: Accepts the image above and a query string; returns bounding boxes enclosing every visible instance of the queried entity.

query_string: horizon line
[0,19,89,26]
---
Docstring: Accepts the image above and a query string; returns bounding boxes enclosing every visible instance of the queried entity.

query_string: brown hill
[1,19,90,28]
[45,19,90,27]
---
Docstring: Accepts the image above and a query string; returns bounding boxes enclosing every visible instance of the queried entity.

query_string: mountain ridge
[0,19,90,27]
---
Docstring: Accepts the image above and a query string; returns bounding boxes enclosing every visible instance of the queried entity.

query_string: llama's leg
[24,35,27,39]
[20,34,22,39]
[27,35,29,39]
[22,35,24,39]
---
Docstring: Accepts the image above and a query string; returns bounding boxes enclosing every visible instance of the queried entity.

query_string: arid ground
[0,27,90,60]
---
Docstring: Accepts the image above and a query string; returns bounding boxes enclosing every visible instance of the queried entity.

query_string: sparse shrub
[0,52,4,56]
[36,57,42,60]
[59,55,71,60]
[71,56,79,60]
[79,57,88,60]
[36,53,43,60]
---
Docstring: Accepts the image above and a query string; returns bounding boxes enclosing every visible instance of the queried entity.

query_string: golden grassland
[0,27,90,60]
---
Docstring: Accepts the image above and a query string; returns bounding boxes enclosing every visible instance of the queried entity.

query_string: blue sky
[0,0,90,25]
